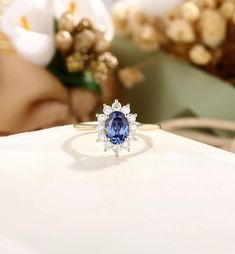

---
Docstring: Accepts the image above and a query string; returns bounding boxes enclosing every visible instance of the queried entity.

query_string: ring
[74,99,161,156]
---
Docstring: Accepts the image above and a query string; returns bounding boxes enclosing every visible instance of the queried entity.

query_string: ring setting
[96,99,138,156]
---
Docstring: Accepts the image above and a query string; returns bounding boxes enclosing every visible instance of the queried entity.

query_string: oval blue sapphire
[105,111,129,145]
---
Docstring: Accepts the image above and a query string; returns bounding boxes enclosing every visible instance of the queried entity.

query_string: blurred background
[1,0,235,152]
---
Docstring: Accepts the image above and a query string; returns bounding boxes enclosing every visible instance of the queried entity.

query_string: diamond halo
[96,99,137,156]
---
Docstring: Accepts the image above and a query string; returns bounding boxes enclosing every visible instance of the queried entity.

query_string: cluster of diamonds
[96,99,137,156]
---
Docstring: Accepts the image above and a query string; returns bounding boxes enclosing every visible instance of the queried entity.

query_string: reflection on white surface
[0,126,234,254]
[64,131,155,170]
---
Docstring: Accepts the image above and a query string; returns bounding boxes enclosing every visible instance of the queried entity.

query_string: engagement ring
[74,99,161,156]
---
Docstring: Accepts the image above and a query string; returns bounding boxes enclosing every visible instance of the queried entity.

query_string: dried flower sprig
[55,11,118,86]
[118,67,145,89]
[112,2,161,52]
[112,0,235,85]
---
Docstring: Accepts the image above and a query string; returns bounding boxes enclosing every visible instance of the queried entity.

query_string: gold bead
[95,61,109,74]
[181,2,200,22]
[83,53,95,62]
[93,30,111,53]
[58,12,76,33]
[200,9,226,49]
[55,30,73,52]
[76,18,93,32]
[203,0,216,8]
[133,24,159,52]
[220,0,235,19]
[189,44,212,65]
[118,67,145,89]
[74,29,96,53]
[93,72,108,85]
[166,19,196,43]
[66,52,84,73]
[98,52,119,69]
[165,6,181,22]
[185,0,202,8]
[93,38,111,53]
[128,7,148,33]
[90,60,109,84]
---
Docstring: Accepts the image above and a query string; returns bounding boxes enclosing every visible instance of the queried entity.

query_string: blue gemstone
[105,111,129,145]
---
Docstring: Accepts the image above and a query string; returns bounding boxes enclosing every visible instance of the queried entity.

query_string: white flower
[1,0,55,66]
[1,0,114,66]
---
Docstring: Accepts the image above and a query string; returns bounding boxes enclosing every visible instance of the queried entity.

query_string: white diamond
[127,114,137,122]
[122,142,131,151]
[121,105,130,115]
[112,99,121,110]
[97,114,107,122]
[130,123,137,131]
[97,124,105,132]
[112,145,121,154]
[128,132,136,141]
[104,142,114,150]
[98,133,107,142]
[103,105,112,115]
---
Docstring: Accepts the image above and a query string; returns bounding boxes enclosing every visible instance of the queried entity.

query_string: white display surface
[0,125,235,254]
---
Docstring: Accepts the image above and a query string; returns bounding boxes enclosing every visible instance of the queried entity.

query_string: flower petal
[13,28,55,66]
[1,0,55,66]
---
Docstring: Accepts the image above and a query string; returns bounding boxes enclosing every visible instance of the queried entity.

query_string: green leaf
[46,50,101,94]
